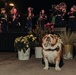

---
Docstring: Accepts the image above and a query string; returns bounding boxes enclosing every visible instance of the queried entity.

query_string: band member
[37,9,47,30]
[8,7,21,32]
[67,5,76,32]
[0,8,7,32]
[54,2,67,27]
[25,7,34,32]
[49,4,56,24]
[48,6,56,33]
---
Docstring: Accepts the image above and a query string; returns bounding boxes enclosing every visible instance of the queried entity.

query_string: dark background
[11,0,76,13]
[0,0,76,52]
[0,0,76,15]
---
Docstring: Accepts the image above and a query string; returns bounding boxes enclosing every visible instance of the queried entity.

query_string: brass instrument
[72,5,76,12]
[68,5,76,15]
[55,2,67,13]
[27,13,32,20]
[13,14,16,21]
[38,12,43,21]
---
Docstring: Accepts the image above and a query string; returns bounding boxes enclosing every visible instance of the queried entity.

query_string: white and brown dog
[42,34,62,71]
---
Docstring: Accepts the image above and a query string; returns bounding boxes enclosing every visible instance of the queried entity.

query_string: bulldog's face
[42,34,53,47]
[42,34,58,49]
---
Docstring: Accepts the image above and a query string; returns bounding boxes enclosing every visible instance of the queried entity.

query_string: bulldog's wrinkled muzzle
[46,37,51,41]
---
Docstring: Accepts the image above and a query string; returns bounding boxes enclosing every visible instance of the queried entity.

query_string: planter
[18,48,30,60]
[35,47,42,58]
[63,45,73,59]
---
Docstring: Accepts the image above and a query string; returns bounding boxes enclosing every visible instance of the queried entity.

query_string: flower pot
[18,48,30,60]
[63,44,73,59]
[35,47,42,58]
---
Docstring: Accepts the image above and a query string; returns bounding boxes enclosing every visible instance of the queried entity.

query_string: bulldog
[42,34,62,71]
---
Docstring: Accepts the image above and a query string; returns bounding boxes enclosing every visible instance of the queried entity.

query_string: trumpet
[27,13,31,20]
[27,16,31,20]
[38,12,43,21]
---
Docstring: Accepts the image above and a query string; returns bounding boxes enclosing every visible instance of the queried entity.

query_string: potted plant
[14,34,37,60]
[30,25,48,58]
[28,24,55,58]
[59,31,76,59]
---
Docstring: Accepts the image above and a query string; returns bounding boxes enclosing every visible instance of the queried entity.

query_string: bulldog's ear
[53,34,58,44]
[42,37,44,43]
[54,34,58,39]
[42,35,47,43]
[42,34,48,42]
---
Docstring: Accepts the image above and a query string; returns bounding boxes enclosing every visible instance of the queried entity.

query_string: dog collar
[44,46,59,51]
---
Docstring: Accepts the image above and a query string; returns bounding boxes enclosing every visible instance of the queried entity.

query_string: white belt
[69,16,75,18]
[1,18,6,19]
[56,14,61,17]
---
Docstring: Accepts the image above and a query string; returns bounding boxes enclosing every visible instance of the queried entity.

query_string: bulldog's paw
[43,66,49,70]
[55,67,61,71]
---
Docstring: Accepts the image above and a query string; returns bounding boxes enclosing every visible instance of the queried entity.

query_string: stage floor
[0,52,76,75]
